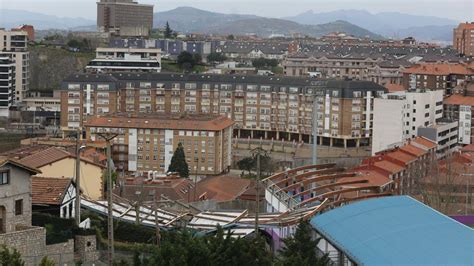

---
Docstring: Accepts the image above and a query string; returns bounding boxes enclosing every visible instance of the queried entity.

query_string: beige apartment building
[97,0,153,37]
[61,73,387,148]
[83,114,234,175]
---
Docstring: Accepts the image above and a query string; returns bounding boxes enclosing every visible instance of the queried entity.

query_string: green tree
[227,34,235,40]
[0,245,24,266]
[177,51,195,70]
[39,256,55,266]
[168,143,189,178]
[192,53,202,65]
[164,21,173,39]
[207,52,227,63]
[102,170,117,195]
[237,157,255,175]
[279,221,330,266]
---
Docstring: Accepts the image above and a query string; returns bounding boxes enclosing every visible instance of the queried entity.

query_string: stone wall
[45,239,75,265]
[75,235,100,263]
[0,226,46,265]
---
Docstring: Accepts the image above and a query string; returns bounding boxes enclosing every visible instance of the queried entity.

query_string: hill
[0,9,95,30]
[284,9,458,41]
[154,7,382,39]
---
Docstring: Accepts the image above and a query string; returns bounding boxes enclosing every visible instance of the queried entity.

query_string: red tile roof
[461,144,474,152]
[385,83,405,93]
[403,63,474,75]
[400,144,427,157]
[339,170,392,188]
[84,113,234,131]
[444,94,474,107]
[19,147,105,169]
[386,151,417,164]
[412,136,437,150]
[373,160,404,174]
[19,147,70,168]
[196,175,251,202]
[32,177,72,205]
[0,156,41,174]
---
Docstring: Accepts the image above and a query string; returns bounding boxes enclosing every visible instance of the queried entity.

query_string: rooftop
[196,175,251,202]
[403,63,474,75]
[19,147,105,169]
[444,94,474,106]
[32,177,72,205]
[84,113,234,131]
[310,196,474,265]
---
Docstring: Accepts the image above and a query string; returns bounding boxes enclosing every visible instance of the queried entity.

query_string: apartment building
[83,114,233,175]
[417,119,459,158]
[453,22,474,56]
[60,73,387,148]
[444,93,474,145]
[86,47,161,73]
[0,56,15,117]
[97,0,153,37]
[372,90,443,155]
[0,29,29,106]
[402,63,474,94]
[282,44,462,87]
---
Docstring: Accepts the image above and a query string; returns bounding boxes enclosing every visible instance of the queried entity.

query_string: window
[0,171,9,185]
[15,199,23,215]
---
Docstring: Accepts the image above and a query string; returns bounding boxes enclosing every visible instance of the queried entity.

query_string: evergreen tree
[168,143,189,178]
[164,21,173,38]
[279,221,330,266]
[39,256,55,266]
[177,51,195,70]
[0,245,24,266]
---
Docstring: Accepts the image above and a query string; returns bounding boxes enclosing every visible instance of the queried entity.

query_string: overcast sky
[0,0,472,21]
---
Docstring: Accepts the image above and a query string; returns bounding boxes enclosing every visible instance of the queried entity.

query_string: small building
[32,177,76,219]
[86,47,161,73]
[310,196,474,265]
[19,147,105,200]
[0,156,41,233]
[417,119,459,158]
[84,113,234,176]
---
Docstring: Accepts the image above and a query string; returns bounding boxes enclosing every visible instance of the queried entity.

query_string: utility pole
[312,94,318,165]
[97,132,117,266]
[154,192,161,246]
[74,129,84,226]
[251,147,267,238]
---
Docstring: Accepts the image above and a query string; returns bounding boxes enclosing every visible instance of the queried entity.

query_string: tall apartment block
[372,90,444,155]
[84,114,233,175]
[0,29,29,115]
[0,56,15,116]
[60,73,387,149]
[97,0,153,37]
[453,22,474,56]
[402,63,474,95]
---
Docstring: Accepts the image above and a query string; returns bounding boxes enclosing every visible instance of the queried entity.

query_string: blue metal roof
[310,196,474,265]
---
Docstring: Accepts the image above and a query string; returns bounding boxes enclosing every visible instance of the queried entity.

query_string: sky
[0,0,473,21]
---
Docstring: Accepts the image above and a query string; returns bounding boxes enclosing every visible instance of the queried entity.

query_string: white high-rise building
[372,90,443,155]
[0,29,29,114]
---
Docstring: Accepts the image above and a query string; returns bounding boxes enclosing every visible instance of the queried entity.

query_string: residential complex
[372,90,443,155]
[453,22,474,56]
[402,63,474,94]
[282,44,461,87]
[97,0,153,37]
[444,92,474,145]
[86,47,162,73]
[0,29,30,112]
[60,73,387,148]
[417,119,459,158]
[83,114,234,175]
